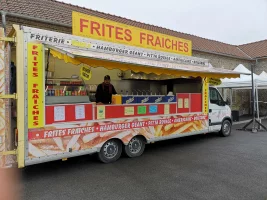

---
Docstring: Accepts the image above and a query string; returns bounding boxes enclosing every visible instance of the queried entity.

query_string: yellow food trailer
[0,12,244,168]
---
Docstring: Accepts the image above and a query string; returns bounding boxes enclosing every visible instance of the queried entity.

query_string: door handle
[209,109,212,113]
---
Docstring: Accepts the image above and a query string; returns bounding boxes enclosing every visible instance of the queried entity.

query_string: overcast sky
[61,0,267,45]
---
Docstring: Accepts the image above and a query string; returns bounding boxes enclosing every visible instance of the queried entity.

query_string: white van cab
[209,87,232,137]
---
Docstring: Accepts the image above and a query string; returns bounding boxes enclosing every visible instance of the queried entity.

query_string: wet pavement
[21,123,267,200]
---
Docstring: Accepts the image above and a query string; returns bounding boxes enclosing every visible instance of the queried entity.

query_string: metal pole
[255,83,262,130]
[230,88,233,105]
[256,83,260,120]
[242,63,267,131]
[1,12,6,35]
[251,64,256,132]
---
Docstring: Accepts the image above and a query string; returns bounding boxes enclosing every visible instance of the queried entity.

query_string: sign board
[27,43,44,128]
[208,78,222,86]
[26,27,208,67]
[80,65,92,80]
[72,11,192,56]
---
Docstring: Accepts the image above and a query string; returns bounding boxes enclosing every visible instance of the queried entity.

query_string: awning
[45,43,244,79]
[217,64,266,88]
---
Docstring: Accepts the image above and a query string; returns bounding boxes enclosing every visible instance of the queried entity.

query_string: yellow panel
[14,24,25,168]
[202,77,209,114]
[27,43,44,128]
[72,11,192,56]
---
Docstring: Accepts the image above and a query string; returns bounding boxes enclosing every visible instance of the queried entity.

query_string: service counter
[44,92,202,125]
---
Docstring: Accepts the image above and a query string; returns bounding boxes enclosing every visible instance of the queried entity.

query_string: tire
[98,139,122,163]
[124,136,145,158]
[219,120,232,137]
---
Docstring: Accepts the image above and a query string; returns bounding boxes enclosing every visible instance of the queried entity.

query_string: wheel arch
[222,116,232,124]
[100,134,149,149]
[135,134,148,144]
[122,134,149,146]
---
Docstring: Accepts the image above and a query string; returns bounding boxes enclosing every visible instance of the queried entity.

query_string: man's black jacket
[95,83,117,104]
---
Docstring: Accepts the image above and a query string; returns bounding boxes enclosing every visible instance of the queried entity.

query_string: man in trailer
[95,75,117,104]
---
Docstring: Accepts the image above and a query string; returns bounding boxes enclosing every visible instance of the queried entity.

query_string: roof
[0,0,264,59]
[239,40,267,59]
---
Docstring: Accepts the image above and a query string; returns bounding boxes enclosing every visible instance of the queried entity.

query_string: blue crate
[136,96,150,103]
[163,96,176,103]
[148,96,164,103]
[122,96,137,104]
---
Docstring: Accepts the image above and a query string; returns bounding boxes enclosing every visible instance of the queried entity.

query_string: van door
[209,87,226,132]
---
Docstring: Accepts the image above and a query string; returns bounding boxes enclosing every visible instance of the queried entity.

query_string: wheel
[98,139,122,163]
[219,120,232,137]
[124,136,145,158]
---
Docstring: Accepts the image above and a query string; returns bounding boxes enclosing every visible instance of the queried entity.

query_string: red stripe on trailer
[28,113,209,140]
[45,103,93,124]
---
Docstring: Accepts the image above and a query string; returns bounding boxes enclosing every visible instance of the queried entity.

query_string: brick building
[1,0,267,115]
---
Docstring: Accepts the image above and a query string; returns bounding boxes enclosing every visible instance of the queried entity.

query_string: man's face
[104,79,110,84]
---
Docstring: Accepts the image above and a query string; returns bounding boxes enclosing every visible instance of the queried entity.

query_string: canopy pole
[256,83,260,120]
[230,88,233,106]
[251,65,256,132]
[241,63,267,132]
[256,83,262,130]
